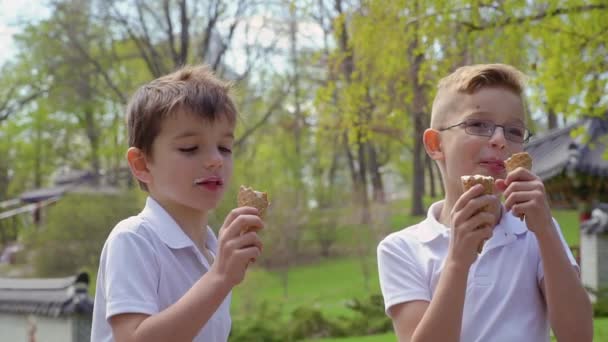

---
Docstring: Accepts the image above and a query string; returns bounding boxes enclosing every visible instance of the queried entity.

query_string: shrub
[28,190,142,277]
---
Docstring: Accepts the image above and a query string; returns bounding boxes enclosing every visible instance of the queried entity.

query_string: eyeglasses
[438,118,532,143]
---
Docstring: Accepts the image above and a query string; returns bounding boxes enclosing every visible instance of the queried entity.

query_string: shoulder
[102,215,160,258]
[378,222,429,251]
[377,222,429,264]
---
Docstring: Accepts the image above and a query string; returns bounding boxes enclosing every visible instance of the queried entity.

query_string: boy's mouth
[194,177,224,190]
[479,159,506,174]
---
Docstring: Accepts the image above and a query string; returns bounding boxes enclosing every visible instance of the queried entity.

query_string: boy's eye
[467,120,491,129]
[219,146,232,154]
[507,127,525,137]
[179,146,198,153]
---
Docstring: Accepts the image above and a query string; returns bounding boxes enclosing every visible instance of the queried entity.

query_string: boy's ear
[423,128,444,160]
[126,147,152,185]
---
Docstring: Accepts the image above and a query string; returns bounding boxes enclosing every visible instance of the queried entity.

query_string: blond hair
[431,64,527,128]
[126,64,237,190]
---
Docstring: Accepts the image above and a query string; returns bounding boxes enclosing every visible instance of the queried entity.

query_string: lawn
[232,256,381,319]
[230,207,590,341]
[305,317,608,341]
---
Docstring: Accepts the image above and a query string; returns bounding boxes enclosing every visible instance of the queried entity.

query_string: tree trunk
[368,142,386,203]
[408,1,427,216]
[547,106,558,130]
[426,154,436,198]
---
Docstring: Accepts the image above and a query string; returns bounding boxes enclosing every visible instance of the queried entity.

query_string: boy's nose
[205,150,223,169]
[489,126,507,149]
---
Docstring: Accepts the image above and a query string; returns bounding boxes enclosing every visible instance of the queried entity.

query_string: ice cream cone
[505,152,533,220]
[237,185,269,234]
[505,152,533,172]
[461,175,495,253]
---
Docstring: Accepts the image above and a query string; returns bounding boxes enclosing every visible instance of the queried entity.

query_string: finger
[504,168,537,185]
[510,201,536,219]
[220,207,260,234]
[222,215,264,241]
[467,211,496,231]
[472,225,494,242]
[453,184,486,213]
[494,179,508,192]
[504,180,544,200]
[453,195,496,227]
[234,246,262,266]
[504,190,538,211]
[234,231,264,251]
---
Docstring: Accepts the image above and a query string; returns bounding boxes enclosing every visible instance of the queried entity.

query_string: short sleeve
[377,236,430,317]
[101,230,161,320]
[537,218,579,284]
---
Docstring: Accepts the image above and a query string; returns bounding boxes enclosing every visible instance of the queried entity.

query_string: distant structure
[526,114,608,299]
[0,272,93,341]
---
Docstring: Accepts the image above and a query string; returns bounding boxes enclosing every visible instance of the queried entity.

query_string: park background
[1,0,607,341]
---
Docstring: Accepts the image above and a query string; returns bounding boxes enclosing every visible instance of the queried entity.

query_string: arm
[500,170,593,342]
[536,222,593,342]
[384,185,498,342]
[391,261,469,342]
[110,207,264,342]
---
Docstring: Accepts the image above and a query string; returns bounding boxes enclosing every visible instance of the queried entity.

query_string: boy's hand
[496,167,553,234]
[211,207,264,287]
[448,184,499,267]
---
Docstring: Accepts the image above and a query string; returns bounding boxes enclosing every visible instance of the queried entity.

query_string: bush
[229,302,287,342]
[591,287,608,317]
[28,190,142,277]
[229,295,391,341]
[287,306,346,340]
[341,294,393,335]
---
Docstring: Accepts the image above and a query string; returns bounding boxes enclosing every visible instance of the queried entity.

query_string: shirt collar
[139,196,218,252]
[418,201,450,243]
[418,200,528,244]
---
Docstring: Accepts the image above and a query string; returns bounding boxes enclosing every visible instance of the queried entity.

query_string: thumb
[495,179,508,192]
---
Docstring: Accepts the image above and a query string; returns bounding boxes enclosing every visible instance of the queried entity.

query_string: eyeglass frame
[437,118,533,144]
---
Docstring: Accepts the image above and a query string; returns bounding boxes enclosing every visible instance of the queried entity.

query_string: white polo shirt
[91,197,231,342]
[377,201,578,342]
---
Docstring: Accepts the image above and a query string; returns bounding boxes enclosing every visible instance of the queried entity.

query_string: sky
[0,0,49,65]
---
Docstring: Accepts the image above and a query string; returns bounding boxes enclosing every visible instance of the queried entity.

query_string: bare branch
[235,85,290,147]
[461,4,608,31]
[109,4,160,77]
[0,86,47,122]
[163,0,179,64]
[212,0,246,71]
[200,0,222,66]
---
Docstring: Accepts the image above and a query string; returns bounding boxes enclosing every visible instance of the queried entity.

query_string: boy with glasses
[377,64,593,341]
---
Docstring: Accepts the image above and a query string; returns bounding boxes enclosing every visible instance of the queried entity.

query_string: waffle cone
[237,186,269,218]
[461,175,495,253]
[505,152,532,172]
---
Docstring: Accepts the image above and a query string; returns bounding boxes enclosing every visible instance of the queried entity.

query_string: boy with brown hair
[377,63,593,341]
[91,65,264,342]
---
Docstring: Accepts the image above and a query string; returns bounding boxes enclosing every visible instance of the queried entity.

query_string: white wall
[0,313,72,342]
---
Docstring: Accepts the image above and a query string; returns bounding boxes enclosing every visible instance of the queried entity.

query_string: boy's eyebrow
[173,131,235,139]
[173,131,200,139]
[464,111,525,125]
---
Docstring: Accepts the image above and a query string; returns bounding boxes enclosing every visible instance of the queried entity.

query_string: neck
[151,195,209,250]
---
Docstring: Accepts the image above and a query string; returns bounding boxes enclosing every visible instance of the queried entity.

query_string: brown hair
[126,64,237,189]
[431,64,527,128]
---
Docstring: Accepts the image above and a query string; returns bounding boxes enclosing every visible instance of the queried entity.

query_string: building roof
[526,115,608,180]
[0,272,93,317]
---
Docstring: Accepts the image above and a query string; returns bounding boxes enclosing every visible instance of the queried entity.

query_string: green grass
[594,317,608,341]
[232,256,381,319]
[303,332,395,341]
[552,209,579,246]
[303,317,608,341]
